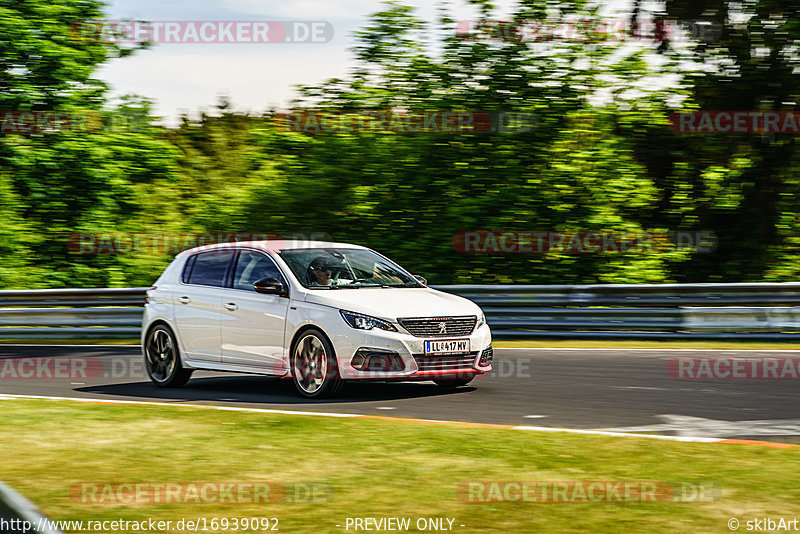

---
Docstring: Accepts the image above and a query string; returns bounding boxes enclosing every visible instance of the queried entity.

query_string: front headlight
[477,311,486,328]
[340,310,398,332]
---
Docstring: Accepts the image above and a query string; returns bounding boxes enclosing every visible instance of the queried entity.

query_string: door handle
[178,296,191,304]
[224,302,238,311]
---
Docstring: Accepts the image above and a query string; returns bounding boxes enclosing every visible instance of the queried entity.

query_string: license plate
[424,339,471,355]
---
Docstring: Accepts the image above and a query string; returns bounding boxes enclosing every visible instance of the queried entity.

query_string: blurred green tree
[3,0,799,287]
[629,0,800,280]
[234,1,698,283]
[0,0,182,287]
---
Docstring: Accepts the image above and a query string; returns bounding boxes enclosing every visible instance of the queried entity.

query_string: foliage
[1,0,799,287]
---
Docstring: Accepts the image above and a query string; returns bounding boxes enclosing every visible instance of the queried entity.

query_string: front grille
[414,352,478,371]
[399,315,477,337]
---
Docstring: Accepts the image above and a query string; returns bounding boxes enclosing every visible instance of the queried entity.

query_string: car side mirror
[253,277,288,296]
[413,275,427,286]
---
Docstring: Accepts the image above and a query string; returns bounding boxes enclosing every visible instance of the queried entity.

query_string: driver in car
[308,257,333,286]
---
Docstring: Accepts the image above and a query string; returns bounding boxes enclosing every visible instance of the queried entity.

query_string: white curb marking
[0,393,727,443]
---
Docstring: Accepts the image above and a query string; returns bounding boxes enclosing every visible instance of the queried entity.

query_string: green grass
[0,399,797,533]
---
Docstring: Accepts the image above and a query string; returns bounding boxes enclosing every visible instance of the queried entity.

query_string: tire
[433,378,474,388]
[144,324,193,388]
[291,329,344,399]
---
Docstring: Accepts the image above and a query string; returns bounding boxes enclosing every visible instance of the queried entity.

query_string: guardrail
[0,288,145,339]
[437,283,800,339]
[0,481,63,534]
[1,284,800,340]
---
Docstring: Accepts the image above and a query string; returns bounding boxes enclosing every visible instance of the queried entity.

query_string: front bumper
[331,323,493,380]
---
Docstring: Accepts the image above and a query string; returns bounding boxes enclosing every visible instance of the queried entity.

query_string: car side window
[233,250,283,291]
[186,251,232,287]
[181,255,197,283]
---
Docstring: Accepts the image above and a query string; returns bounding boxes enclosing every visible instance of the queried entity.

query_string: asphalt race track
[1,345,799,442]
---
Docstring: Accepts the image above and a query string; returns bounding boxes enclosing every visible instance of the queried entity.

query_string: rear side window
[233,250,283,291]
[181,255,197,283]
[185,251,232,287]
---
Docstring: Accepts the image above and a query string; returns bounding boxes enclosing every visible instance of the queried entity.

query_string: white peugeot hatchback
[142,240,493,398]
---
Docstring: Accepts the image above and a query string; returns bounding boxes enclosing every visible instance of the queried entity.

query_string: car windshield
[279,248,422,289]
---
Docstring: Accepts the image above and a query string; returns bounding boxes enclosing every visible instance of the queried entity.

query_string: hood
[303,287,481,321]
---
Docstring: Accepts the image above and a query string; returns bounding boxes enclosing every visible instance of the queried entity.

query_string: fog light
[367,355,388,371]
[365,354,404,372]
[351,354,366,369]
[352,349,405,371]
[478,346,493,367]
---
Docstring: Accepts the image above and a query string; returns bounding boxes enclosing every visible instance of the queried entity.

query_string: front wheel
[433,378,474,388]
[291,329,343,399]
[144,325,193,387]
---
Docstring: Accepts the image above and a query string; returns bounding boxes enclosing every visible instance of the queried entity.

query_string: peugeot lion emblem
[437,321,447,334]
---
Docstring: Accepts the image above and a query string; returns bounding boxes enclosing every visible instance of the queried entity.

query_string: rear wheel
[291,329,343,398]
[433,378,474,388]
[144,325,193,387]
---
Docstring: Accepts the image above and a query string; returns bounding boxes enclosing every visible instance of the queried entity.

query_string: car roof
[177,240,368,256]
